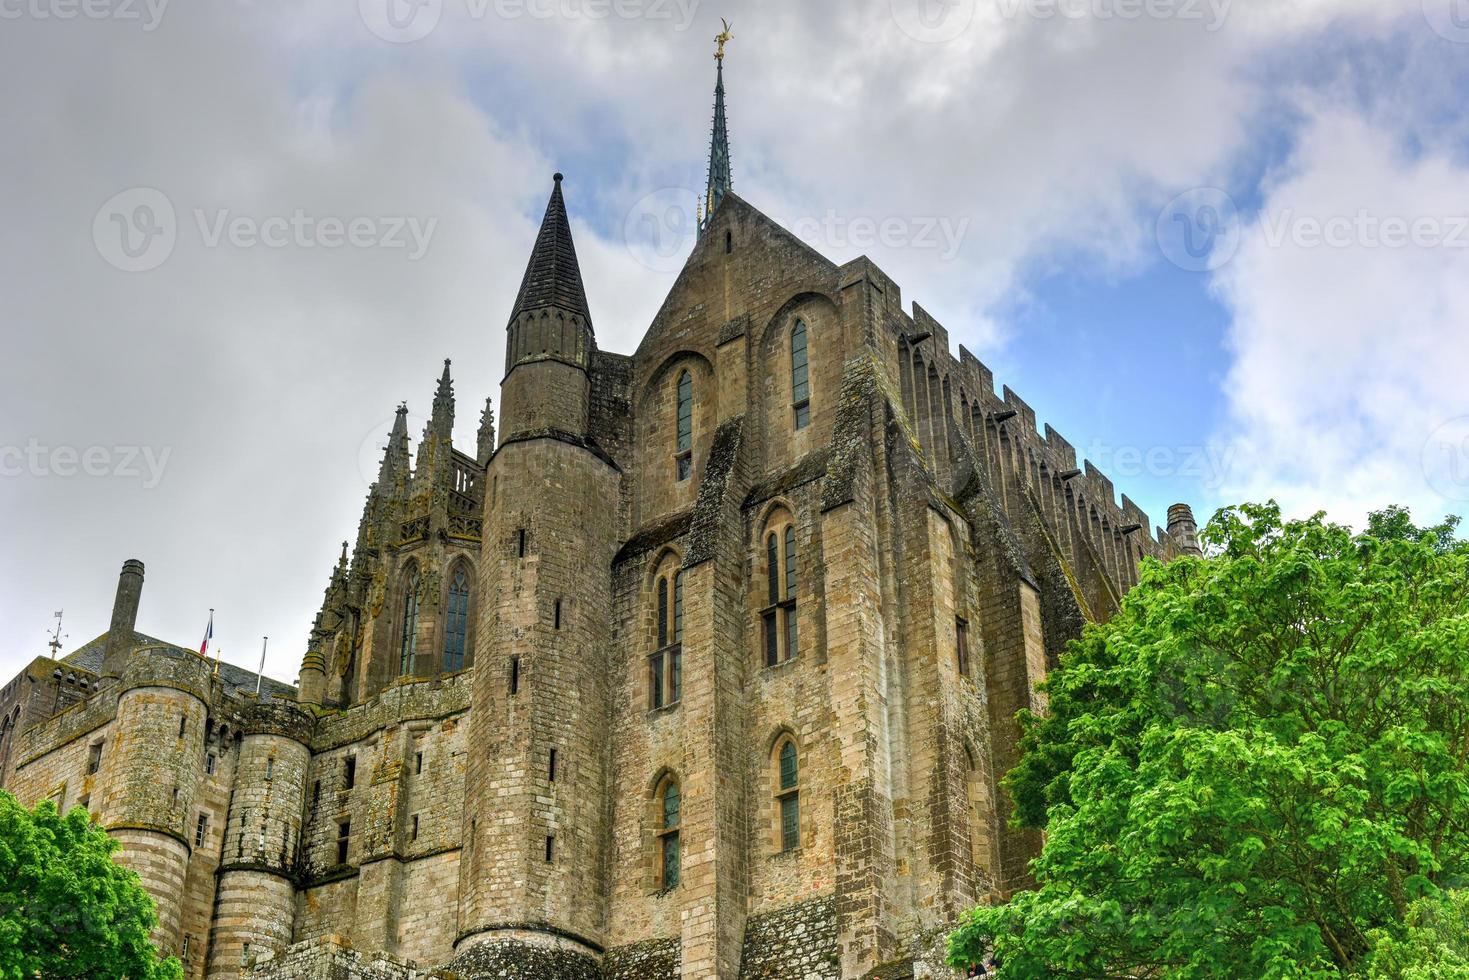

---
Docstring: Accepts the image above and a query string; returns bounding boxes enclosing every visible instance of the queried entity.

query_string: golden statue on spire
[714,18,732,63]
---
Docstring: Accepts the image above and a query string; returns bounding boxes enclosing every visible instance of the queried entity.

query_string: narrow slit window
[549,748,558,782]
[510,656,521,696]
[675,370,693,481]
[658,777,681,889]
[777,740,800,852]
[956,618,970,678]
[415,752,423,775]
[553,597,562,630]
[517,528,527,558]
[344,756,356,789]
[337,822,350,865]
[411,815,419,841]
[545,835,555,863]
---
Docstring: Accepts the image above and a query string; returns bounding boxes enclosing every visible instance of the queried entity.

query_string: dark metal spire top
[702,22,733,233]
[507,173,592,330]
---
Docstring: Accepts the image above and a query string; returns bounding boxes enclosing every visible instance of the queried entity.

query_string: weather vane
[714,18,732,64]
[47,610,66,657]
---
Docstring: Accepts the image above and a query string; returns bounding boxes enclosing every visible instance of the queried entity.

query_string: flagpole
[255,636,268,695]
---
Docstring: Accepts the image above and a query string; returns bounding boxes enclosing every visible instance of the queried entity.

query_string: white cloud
[1212,99,1469,526]
[0,0,1455,682]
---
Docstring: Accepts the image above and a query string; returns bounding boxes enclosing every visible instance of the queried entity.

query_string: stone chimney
[100,559,145,680]
[1166,504,1202,558]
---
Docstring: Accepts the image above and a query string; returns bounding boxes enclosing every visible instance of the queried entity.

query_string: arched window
[675,370,693,481]
[399,567,420,676]
[762,518,799,666]
[657,776,681,889]
[443,566,471,672]
[791,320,810,430]
[775,738,800,852]
[649,568,684,709]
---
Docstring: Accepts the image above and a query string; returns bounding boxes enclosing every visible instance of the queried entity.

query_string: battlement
[887,301,1190,560]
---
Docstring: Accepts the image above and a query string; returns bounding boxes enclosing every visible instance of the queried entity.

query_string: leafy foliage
[950,503,1469,978]
[0,792,182,980]
[1362,889,1469,978]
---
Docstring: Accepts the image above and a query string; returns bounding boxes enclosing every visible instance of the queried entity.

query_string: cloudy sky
[1,0,1466,683]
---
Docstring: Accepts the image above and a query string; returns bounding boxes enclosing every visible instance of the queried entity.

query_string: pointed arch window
[761,520,799,667]
[791,320,810,430]
[399,567,420,676]
[649,568,684,709]
[443,566,471,672]
[775,738,800,852]
[675,370,694,481]
[657,775,681,889]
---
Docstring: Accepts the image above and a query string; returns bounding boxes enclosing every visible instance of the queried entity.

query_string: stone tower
[206,701,313,979]
[454,174,620,979]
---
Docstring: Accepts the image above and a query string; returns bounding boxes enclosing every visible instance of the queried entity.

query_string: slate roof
[508,174,592,329]
[64,631,298,701]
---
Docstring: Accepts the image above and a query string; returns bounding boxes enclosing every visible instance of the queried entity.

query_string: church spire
[701,19,734,234]
[507,173,592,331]
[430,358,455,439]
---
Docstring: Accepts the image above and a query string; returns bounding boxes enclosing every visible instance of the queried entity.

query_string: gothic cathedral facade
[0,58,1202,980]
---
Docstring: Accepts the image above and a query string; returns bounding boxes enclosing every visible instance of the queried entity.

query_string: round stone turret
[94,646,213,952]
[206,700,313,979]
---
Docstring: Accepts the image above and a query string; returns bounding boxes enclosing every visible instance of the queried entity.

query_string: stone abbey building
[0,54,1202,980]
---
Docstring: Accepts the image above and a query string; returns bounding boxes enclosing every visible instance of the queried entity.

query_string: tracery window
[443,566,471,672]
[791,320,810,430]
[649,568,684,709]
[762,520,798,666]
[399,567,420,676]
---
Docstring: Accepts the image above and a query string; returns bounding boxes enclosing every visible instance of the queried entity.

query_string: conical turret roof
[508,174,592,329]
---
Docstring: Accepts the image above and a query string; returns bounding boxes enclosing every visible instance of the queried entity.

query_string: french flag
[199,610,214,658]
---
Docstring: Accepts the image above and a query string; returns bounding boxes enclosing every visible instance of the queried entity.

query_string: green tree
[1362,888,1469,979]
[0,792,182,980]
[950,503,1469,978]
